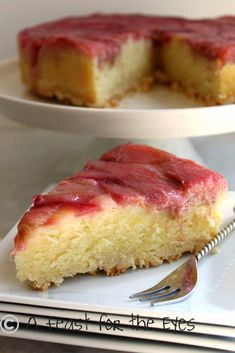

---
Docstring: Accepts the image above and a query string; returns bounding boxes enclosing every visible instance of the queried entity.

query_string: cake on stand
[0,57,235,167]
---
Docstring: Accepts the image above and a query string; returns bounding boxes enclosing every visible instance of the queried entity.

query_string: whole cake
[12,144,227,290]
[18,14,235,107]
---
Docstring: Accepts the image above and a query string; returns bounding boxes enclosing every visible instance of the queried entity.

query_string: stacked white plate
[0,192,235,352]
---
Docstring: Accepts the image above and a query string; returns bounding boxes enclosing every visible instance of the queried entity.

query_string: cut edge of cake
[19,36,155,108]
[155,36,235,105]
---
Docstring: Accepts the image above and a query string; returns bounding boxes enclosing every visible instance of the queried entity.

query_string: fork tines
[129,255,197,306]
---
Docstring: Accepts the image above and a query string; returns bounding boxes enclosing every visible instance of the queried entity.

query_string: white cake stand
[1,57,235,165]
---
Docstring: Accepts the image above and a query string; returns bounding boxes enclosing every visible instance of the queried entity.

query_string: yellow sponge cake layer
[14,199,224,290]
[157,36,235,104]
[20,37,154,107]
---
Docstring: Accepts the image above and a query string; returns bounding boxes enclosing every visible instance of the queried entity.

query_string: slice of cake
[18,14,235,107]
[12,144,227,290]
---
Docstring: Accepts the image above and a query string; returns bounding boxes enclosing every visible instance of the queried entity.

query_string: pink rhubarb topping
[13,144,227,254]
[19,14,235,64]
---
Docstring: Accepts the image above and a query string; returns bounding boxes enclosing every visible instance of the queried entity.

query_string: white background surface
[1,1,235,352]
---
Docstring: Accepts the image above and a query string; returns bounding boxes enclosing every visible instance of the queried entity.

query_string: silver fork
[129,218,235,306]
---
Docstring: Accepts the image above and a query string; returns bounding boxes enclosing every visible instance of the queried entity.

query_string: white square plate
[1,193,235,327]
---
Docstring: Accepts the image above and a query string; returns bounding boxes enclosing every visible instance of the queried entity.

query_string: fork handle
[195,218,235,261]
